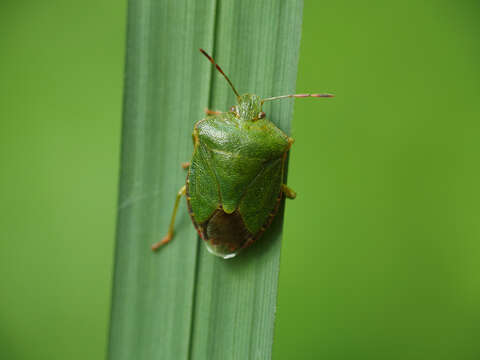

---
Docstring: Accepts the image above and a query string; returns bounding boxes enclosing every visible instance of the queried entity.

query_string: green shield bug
[152,49,333,259]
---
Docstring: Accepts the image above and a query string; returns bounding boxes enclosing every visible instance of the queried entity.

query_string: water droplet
[204,241,239,259]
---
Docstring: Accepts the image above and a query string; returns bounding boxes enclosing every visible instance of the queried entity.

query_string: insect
[151,49,333,259]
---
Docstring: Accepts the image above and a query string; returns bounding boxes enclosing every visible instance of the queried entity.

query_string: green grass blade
[109,1,304,359]
[108,0,216,359]
[190,2,304,359]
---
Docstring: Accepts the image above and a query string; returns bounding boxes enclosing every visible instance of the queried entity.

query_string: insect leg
[181,162,191,170]
[281,184,297,199]
[204,108,223,115]
[151,185,187,251]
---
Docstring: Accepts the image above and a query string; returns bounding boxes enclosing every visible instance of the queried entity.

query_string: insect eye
[258,112,266,119]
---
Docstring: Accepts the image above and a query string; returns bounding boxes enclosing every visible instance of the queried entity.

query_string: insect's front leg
[288,137,295,149]
[282,184,296,199]
[151,185,186,251]
[204,108,223,115]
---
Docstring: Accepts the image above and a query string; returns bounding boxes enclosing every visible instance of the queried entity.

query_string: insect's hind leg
[151,185,186,251]
[282,184,297,199]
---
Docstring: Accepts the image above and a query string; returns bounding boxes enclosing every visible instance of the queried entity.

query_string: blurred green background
[2,0,480,359]
[0,1,125,359]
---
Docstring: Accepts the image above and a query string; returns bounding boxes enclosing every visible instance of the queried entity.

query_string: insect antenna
[200,48,240,97]
[262,93,334,102]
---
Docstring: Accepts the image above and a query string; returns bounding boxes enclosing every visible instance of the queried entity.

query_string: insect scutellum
[199,48,334,122]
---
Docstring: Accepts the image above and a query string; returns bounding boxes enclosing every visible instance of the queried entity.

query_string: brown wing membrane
[198,209,253,259]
